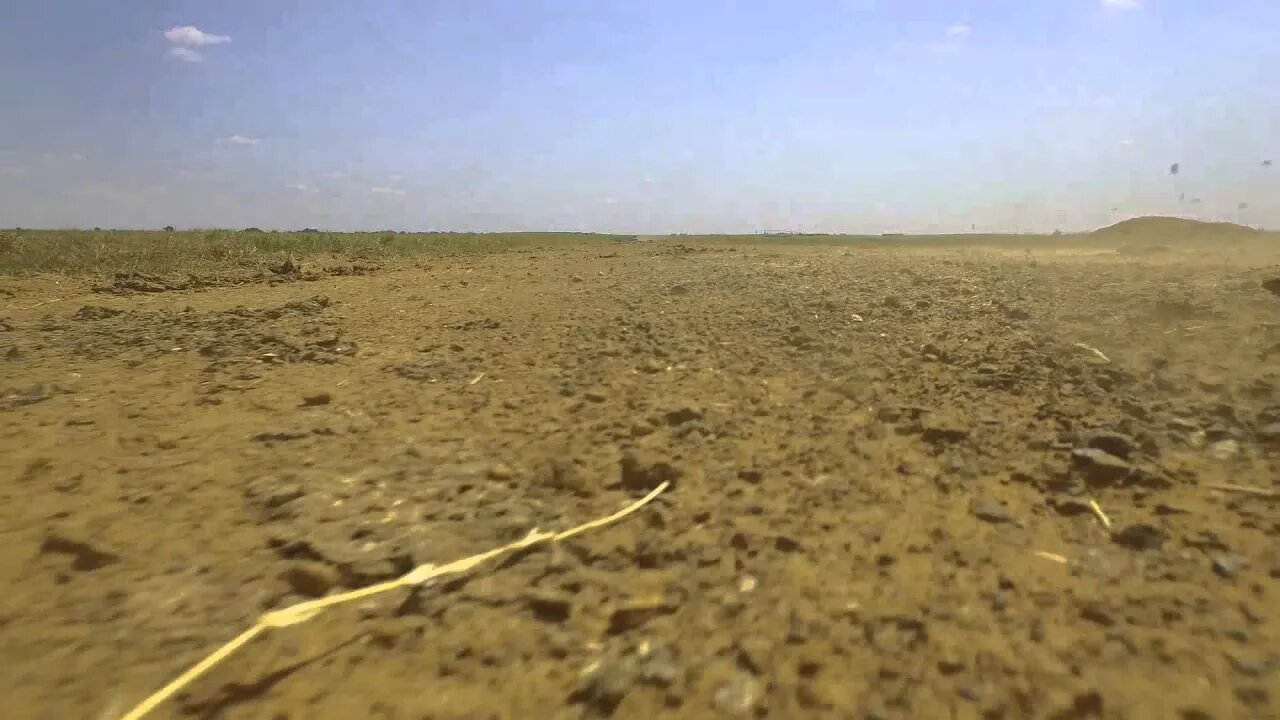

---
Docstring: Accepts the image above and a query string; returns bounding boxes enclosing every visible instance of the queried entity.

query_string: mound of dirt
[1094,216,1259,242]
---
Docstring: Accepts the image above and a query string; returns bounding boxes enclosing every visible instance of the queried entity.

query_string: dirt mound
[1094,216,1259,241]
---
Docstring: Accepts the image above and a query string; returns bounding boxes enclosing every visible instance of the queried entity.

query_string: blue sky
[2,0,1277,232]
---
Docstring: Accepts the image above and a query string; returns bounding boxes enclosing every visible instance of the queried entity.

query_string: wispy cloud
[225,135,259,146]
[163,26,230,63]
[320,171,346,180]
[919,23,972,53]
[1119,138,1136,146]
[285,183,310,192]
[1101,0,1141,10]
[170,47,204,63]
[370,186,406,196]
[164,26,231,47]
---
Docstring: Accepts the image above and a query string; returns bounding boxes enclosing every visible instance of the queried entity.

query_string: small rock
[537,457,590,495]
[713,670,760,716]
[970,498,1013,524]
[1049,497,1093,517]
[525,589,573,622]
[1051,691,1104,719]
[265,484,305,509]
[1226,651,1267,677]
[40,527,120,571]
[574,657,635,715]
[619,450,681,492]
[774,534,801,552]
[300,392,332,407]
[1071,448,1131,487]
[1079,603,1115,627]
[922,420,968,445]
[635,642,681,686]
[487,463,514,481]
[664,403,703,426]
[607,594,679,634]
[73,305,124,321]
[1256,423,1280,445]
[1212,555,1249,579]
[736,468,763,484]
[1184,530,1229,551]
[1208,439,1240,460]
[367,616,425,649]
[1084,431,1136,460]
[281,560,340,597]
[583,390,607,403]
[1204,425,1235,442]
[1112,523,1165,552]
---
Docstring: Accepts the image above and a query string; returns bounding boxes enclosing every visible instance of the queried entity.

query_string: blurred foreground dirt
[3,240,1279,719]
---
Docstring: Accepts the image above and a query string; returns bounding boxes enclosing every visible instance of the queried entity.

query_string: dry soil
[2,240,1280,720]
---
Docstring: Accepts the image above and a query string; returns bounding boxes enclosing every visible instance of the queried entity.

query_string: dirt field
[3,238,1280,720]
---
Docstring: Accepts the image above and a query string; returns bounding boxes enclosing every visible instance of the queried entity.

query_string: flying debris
[1169,162,1180,175]
[1264,160,1273,167]
[1179,192,1186,202]
[1238,202,1249,210]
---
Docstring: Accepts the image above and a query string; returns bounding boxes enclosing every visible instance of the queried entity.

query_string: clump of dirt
[93,271,215,294]
[2,241,1279,719]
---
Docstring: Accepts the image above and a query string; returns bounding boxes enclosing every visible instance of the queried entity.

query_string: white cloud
[169,47,204,63]
[226,135,259,145]
[285,183,310,192]
[370,186,406,196]
[1119,138,1135,146]
[320,171,346,179]
[1101,0,1140,10]
[946,23,971,37]
[164,26,231,47]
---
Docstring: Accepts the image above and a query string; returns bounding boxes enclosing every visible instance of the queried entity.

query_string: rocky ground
[2,239,1279,720]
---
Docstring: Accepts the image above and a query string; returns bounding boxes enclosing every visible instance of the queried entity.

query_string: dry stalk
[19,297,65,310]
[1072,342,1110,363]
[1087,498,1113,530]
[1205,483,1278,498]
[118,482,670,720]
[1033,550,1070,564]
